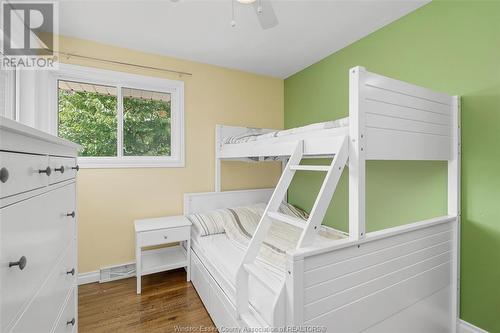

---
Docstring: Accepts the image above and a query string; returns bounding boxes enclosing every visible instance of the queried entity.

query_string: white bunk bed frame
[186,66,461,332]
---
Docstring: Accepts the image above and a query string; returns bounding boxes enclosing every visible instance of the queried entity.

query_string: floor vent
[99,262,136,283]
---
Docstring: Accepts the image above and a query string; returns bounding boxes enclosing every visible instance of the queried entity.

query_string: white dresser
[0,117,80,333]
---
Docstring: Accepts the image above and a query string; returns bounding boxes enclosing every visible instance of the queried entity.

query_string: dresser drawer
[11,243,76,333]
[0,183,76,331]
[0,151,49,199]
[53,288,77,333]
[139,226,190,247]
[49,156,77,185]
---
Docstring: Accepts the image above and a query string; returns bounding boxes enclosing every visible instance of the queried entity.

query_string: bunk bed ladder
[297,135,349,247]
[236,135,349,327]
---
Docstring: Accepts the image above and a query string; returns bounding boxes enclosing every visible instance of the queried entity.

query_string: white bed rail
[287,215,458,332]
[215,125,283,192]
[217,127,348,159]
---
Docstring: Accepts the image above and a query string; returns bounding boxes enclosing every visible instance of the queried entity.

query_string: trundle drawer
[11,243,76,333]
[210,277,238,329]
[191,252,211,309]
[0,151,49,199]
[53,288,77,333]
[49,156,77,185]
[191,251,238,329]
[0,183,76,331]
[140,226,190,247]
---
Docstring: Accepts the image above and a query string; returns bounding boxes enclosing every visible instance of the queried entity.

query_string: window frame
[0,68,16,120]
[49,63,184,168]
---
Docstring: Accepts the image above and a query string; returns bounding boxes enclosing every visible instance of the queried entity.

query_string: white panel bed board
[201,66,460,332]
[184,190,460,332]
[290,216,457,333]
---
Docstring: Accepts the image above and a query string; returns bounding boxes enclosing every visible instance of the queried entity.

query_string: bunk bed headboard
[184,188,274,215]
[348,66,460,241]
[350,66,458,161]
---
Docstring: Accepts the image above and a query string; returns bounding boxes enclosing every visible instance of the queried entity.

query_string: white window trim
[48,63,184,168]
[0,68,16,120]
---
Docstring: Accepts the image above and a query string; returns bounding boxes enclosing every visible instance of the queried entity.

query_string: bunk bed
[184,66,461,332]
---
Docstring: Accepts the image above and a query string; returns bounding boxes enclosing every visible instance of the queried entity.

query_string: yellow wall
[57,36,284,273]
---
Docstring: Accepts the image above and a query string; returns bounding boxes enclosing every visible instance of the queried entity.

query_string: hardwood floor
[78,269,215,332]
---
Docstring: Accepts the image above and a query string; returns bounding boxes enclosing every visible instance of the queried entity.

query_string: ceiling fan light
[237,0,257,4]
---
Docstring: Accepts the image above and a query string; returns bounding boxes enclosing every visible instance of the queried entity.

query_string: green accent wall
[284,1,500,332]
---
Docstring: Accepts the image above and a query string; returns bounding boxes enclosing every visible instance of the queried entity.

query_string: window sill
[78,157,185,169]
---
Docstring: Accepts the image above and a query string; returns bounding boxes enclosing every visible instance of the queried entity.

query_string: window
[122,88,171,157]
[50,64,184,168]
[58,81,118,157]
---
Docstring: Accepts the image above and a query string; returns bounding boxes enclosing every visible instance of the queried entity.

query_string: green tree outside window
[58,81,171,158]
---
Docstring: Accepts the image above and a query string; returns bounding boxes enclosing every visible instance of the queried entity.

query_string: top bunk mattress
[223,117,349,145]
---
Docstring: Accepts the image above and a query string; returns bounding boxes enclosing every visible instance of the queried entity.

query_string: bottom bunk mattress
[187,201,346,325]
[191,233,283,325]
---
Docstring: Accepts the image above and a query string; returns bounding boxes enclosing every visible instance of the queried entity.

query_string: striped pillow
[187,210,227,237]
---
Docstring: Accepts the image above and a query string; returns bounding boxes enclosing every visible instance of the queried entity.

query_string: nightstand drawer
[139,226,190,247]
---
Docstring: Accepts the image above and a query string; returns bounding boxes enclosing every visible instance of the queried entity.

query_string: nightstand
[134,215,191,294]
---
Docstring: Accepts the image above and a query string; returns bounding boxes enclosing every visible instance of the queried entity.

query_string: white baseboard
[78,270,100,285]
[78,261,136,285]
[459,319,489,333]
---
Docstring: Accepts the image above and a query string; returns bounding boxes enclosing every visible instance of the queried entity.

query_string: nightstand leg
[136,240,141,294]
[186,238,191,282]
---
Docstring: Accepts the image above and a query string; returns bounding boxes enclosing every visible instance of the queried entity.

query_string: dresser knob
[38,166,51,176]
[9,256,27,270]
[55,166,65,173]
[66,318,75,326]
[0,167,8,183]
[66,268,75,276]
[72,165,80,172]
[67,211,75,218]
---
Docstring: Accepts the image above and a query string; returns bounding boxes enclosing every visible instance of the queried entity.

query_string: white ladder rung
[267,211,305,229]
[243,263,284,292]
[289,165,330,172]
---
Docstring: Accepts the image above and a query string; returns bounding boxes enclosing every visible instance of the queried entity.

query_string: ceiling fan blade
[253,0,278,30]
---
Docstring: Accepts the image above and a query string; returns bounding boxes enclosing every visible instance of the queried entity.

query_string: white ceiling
[58,0,429,78]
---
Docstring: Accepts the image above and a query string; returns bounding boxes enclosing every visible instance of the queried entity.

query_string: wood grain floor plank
[78,269,216,333]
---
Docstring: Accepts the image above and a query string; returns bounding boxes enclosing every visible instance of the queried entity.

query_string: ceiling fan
[233,0,279,30]
[170,0,279,30]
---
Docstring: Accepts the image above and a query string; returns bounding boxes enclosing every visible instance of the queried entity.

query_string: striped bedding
[187,202,305,237]
[187,202,344,269]
[222,117,349,145]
